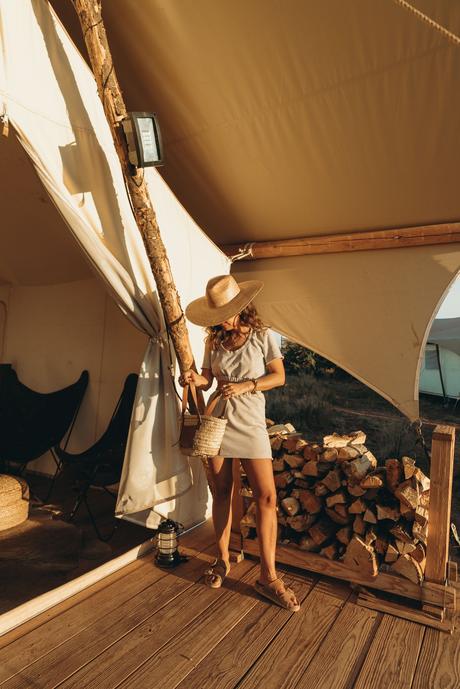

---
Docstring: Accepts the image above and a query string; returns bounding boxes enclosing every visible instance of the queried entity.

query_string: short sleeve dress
[201,328,283,459]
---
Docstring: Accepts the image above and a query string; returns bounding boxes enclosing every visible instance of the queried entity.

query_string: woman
[179,274,301,612]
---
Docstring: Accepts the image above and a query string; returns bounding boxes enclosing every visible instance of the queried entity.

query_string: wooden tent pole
[222,222,460,260]
[73,0,198,382]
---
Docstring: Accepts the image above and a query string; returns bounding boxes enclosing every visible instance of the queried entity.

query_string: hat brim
[185,279,264,327]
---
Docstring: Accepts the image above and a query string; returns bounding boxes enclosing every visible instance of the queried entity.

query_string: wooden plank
[411,619,460,689]
[425,425,455,584]
[47,558,256,689]
[222,223,460,260]
[174,571,319,689]
[0,521,215,686]
[106,561,261,688]
[242,537,455,608]
[292,604,379,689]
[356,591,454,634]
[0,518,214,651]
[352,616,425,689]
[236,579,357,689]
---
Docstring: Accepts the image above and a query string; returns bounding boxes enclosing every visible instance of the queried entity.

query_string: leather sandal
[254,577,301,612]
[203,557,231,588]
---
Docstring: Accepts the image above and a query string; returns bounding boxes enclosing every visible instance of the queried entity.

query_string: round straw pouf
[0,474,30,531]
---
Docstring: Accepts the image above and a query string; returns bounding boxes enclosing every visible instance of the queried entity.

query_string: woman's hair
[205,302,267,350]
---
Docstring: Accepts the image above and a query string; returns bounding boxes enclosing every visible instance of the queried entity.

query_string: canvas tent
[1,0,460,530]
[420,317,460,400]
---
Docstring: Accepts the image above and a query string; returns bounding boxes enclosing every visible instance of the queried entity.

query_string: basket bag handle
[181,381,202,423]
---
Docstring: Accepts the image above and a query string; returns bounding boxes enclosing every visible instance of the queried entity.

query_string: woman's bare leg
[206,455,234,565]
[241,458,300,607]
[240,458,278,580]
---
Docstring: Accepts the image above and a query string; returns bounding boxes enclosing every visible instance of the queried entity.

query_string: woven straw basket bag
[179,383,228,457]
[0,474,29,531]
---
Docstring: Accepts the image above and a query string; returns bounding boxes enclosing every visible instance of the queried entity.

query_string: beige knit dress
[201,328,283,459]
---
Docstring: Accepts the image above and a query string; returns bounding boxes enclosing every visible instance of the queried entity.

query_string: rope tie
[229,242,255,262]
[392,0,460,47]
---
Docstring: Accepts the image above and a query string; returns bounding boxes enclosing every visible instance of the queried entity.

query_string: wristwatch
[250,378,258,393]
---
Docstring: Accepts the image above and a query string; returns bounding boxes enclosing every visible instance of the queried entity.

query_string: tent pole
[72,0,200,395]
[223,222,460,260]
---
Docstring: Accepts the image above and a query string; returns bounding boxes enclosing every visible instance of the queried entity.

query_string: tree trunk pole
[73,0,197,378]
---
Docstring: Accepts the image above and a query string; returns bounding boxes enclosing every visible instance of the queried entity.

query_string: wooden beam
[222,222,460,260]
[234,534,456,609]
[73,0,198,380]
[424,425,455,585]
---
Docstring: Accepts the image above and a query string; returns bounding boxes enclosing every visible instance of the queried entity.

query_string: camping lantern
[154,519,185,568]
[121,111,163,170]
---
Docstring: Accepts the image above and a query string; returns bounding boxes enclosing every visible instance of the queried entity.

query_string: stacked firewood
[240,425,430,584]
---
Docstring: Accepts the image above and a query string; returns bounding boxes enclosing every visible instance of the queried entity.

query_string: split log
[326,491,347,508]
[272,456,286,472]
[314,483,329,497]
[390,554,424,584]
[376,504,400,522]
[337,446,361,461]
[303,444,322,461]
[402,456,416,479]
[283,436,307,453]
[334,504,349,519]
[281,497,301,516]
[360,475,383,489]
[390,524,414,543]
[325,507,350,525]
[282,453,305,469]
[270,435,285,451]
[413,467,430,492]
[343,535,378,577]
[336,526,352,545]
[321,470,342,492]
[320,543,339,560]
[343,456,372,481]
[385,543,399,563]
[302,460,319,477]
[274,471,294,489]
[349,498,367,514]
[287,514,311,532]
[363,507,377,524]
[395,539,417,555]
[347,483,367,497]
[308,518,337,545]
[298,536,321,552]
[298,490,322,514]
[321,448,339,463]
[395,479,419,510]
[353,514,366,536]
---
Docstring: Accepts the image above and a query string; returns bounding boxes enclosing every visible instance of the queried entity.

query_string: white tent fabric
[428,317,460,357]
[0,0,229,528]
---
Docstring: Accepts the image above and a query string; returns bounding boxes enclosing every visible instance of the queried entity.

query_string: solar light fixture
[154,518,187,568]
[121,111,163,170]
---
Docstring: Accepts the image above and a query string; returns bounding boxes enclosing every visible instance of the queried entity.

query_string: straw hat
[185,274,264,327]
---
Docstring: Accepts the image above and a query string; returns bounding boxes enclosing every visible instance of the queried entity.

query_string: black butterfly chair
[53,373,139,542]
[0,364,89,503]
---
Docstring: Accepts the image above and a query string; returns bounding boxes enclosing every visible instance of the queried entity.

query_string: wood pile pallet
[232,423,458,633]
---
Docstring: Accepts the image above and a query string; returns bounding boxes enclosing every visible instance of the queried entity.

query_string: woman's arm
[252,357,285,391]
[179,339,214,390]
[221,357,285,398]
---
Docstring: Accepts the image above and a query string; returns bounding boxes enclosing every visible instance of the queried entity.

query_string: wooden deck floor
[0,518,459,689]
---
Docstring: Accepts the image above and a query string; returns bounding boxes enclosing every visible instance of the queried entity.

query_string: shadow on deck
[0,518,458,689]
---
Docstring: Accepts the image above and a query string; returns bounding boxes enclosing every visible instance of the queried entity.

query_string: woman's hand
[221,381,253,399]
[178,370,203,387]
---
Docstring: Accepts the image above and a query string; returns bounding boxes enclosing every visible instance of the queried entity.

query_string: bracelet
[250,378,258,394]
